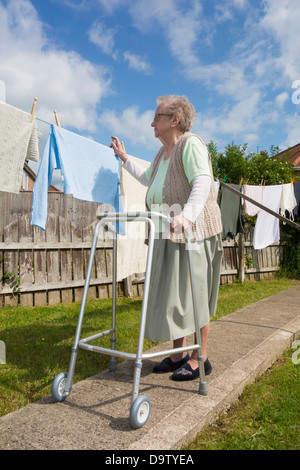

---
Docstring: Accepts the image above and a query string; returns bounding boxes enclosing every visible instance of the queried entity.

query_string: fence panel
[33,225,47,307]
[59,216,73,304]
[0,191,286,307]
[3,219,19,306]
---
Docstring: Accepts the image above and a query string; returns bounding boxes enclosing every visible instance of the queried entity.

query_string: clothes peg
[54,110,61,131]
[30,97,37,122]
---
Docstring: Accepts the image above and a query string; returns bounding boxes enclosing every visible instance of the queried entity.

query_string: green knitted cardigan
[146,132,222,243]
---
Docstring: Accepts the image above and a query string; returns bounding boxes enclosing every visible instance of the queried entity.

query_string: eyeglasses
[153,113,173,122]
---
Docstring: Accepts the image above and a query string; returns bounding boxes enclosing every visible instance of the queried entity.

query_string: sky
[1,0,300,184]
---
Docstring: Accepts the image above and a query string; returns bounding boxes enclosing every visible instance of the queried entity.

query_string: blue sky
[1,0,300,176]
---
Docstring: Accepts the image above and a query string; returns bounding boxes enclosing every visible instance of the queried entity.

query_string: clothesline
[1,98,300,236]
[220,181,300,232]
[36,116,52,126]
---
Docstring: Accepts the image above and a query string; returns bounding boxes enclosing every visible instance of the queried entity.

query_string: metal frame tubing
[65,218,102,393]
[64,211,208,400]
[185,234,208,395]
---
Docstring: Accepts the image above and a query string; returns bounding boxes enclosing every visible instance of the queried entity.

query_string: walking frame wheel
[51,372,71,402]
[130,395,151,429]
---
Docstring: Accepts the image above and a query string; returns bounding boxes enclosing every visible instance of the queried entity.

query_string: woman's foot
[171,358,212,381]
[153,353,190,373]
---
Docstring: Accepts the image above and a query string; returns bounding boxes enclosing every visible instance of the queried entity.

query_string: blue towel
[31,125,123,232]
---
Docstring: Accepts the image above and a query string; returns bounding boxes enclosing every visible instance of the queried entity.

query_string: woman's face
[151,104,173,140]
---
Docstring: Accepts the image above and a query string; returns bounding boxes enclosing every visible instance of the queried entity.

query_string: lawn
[0,276,299,449]
[0,297,156,417]
[183,347,300,450]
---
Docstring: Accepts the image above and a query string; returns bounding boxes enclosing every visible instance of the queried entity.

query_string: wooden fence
[0,191,285,307]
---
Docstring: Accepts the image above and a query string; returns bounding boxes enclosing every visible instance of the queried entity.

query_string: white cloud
[280,113,300,150]
[123,52,152,74]
[193,91,262,147]
[35,0,300,153]
[260,0,300,81]
[88,21,117,58]
[95,0,126,15]
[0,0,111,132]
[62,0,87,9]
[128,0,203,68]
[99,106,159,151]
[275,92,289,108]
[214,0,248,23]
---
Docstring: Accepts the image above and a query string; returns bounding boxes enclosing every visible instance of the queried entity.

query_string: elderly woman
[110,95,223,381]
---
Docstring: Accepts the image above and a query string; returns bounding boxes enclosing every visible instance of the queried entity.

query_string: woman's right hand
[110,136,128,163]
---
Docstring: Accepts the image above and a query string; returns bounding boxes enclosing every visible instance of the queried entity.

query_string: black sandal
[171,358,212,381]
[153,354,190,373]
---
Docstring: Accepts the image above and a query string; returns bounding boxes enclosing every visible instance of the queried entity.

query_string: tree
[207,141,295,185]
[247,151,294,185]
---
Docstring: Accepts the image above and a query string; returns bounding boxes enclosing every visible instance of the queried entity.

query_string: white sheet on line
[116,155,151,281]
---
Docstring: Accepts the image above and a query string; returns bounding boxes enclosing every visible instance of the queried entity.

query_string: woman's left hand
[170,214,191,234]
[110,136,127,163]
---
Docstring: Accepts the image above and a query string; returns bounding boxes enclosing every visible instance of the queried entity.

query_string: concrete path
[0,286,299,450]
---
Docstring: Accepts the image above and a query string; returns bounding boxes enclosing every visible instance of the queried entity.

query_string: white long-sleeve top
[123,157,211,223]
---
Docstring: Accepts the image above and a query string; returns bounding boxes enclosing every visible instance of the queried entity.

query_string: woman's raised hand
[110,136,128,163]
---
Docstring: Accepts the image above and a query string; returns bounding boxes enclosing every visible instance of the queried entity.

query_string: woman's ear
[172,114,181,127]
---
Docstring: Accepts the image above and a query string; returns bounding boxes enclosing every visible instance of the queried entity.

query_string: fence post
[124,274,133,297]
[238,232,245,283]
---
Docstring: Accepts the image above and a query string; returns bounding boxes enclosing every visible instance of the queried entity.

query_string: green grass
[213,277,299,320]
[183,347,300,450]
[0,298,156,417]
[0,277,299,427]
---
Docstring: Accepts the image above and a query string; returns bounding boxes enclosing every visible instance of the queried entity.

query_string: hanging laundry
[116,154,150,281]
[293,181,300,221]
[31,125,123,231]
[242,184,264,216]
[280,183,297,220]
[219,184,245,240]
[214,180,220,200]
[0,101,42,193]
[253,185,282,250]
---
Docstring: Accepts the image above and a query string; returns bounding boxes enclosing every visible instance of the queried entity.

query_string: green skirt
[144,233,223,342]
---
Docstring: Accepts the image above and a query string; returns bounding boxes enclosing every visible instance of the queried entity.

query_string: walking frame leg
[109,232,118,372]
[186,236,208,396]
[65,220,102,393]
[131,218,156,404]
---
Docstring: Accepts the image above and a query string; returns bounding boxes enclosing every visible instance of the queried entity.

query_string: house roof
[275,143,300,167]
[24,161,61,191]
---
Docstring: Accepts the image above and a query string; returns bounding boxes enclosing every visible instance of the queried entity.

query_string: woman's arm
[171,175,211,233]
[123,158,150,186]
[181,174,211,222]
[110,136,149,186]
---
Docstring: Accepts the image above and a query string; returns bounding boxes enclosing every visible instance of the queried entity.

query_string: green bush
[279,223,300,279]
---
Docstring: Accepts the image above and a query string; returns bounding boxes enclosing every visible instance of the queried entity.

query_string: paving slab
[0,286,299,451]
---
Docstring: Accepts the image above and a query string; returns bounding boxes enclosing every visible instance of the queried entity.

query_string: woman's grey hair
[157,95,196,133]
